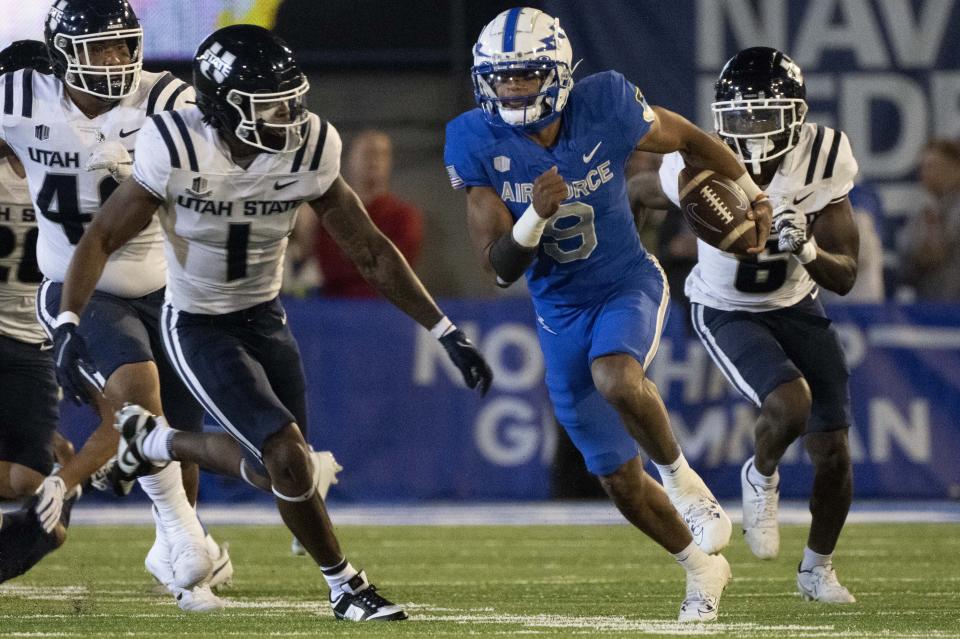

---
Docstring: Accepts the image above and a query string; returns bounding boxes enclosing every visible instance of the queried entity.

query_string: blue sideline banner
[59,298,960,502]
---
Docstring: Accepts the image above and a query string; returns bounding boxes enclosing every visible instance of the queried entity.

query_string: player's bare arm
[804,198,860,295]
[638,106,772,254]
[309,175,444,329]
[468,166,567,286]
[59,180,160,318]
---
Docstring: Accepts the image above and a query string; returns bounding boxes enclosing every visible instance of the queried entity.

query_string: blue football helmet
[471,7,573,129]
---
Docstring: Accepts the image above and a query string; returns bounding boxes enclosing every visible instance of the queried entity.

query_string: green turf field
[1,523,958,638]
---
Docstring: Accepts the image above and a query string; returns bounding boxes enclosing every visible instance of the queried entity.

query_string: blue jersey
[445,71,656,307]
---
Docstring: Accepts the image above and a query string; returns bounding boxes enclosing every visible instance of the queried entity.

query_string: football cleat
[678,553,732,623]
[291,450,342,556]
[146,506,223,609]
[797,563,856,604]
[114,404,168,477]
[666,476,732,555]
[291,537,307,557]
[206,535,234,590]
[740,456,780,559]
[313,450,342,501]
[172,583,226,612]
[88,456,135,497]
[145,502,212,591]
[330,570,407,621]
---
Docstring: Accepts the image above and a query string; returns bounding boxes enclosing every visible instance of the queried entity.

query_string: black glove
[439,328,494,396]
[52,322,103,405]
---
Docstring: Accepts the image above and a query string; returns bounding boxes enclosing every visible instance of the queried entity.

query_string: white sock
[320,558,359,590]
[655,452,694,493]
[141,415,174,462]
[673,540,710,573]
[800,546,832,572]
[748,458,779,488]
[137,462,199,533]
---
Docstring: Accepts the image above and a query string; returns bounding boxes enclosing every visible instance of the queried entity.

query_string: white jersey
[0,69,194,298]
[0,158,45,344]
[133,109,341,314]
[660,123,858,311]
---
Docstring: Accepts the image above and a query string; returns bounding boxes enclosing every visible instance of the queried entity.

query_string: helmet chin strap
[745,138,775,174]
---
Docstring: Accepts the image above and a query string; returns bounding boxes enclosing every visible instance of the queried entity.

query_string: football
[678,169,758,255]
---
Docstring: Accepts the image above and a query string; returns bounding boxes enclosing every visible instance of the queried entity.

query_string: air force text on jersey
[500,159,615,204]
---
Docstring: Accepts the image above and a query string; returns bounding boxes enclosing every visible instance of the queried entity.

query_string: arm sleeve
[131,118,173,200]
[443,118,491,190]
[658,151,685,208]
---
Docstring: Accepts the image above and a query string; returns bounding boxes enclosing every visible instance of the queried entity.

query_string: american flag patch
[446,165,464,189]
[493,156,510,172]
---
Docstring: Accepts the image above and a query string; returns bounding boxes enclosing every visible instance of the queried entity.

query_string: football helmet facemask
[44,0,143,100]
[193,25,310,154]
[712,47,807,169]
[472,7,574,129]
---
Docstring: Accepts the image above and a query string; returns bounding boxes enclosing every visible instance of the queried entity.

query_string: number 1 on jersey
[227,223,250,282]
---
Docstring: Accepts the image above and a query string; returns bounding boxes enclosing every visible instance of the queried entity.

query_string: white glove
[773,205,808,254]
[35,475,67,533]
[86,140,133,182]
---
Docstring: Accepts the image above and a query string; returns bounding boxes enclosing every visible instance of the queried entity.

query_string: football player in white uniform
[57,25,493,621]
[0,41,81,582]
[0,0,229,610]
[658,48,860,603]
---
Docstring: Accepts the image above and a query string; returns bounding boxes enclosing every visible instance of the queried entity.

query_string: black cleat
[330,570,407,621]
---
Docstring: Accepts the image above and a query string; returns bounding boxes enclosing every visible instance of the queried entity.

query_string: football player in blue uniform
[445,8,774,622]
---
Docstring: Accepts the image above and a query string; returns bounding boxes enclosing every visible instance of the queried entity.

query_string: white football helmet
[472,7,573,128]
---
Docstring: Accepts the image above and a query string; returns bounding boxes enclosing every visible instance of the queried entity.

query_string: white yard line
[54,500,960,526]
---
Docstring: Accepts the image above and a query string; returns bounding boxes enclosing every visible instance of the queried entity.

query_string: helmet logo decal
[538,35,556,51]
[199,42,236,84]
[48,1,67,29]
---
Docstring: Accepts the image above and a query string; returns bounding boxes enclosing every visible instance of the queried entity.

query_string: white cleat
[146,502,212,590]
[145,508,224,611]
[666,477,732,555]
[313,450,342,500]
[171,583,226,612]
[740,456,780,560]
[678,553,732,623]
[205,534,233,591]
[797,563,856,604]
[291,450,342,556]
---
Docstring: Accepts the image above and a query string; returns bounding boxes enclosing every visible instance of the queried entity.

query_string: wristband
[55,311,80,328]
[734,172,763,202]
[511,204,549,248]
[796,237,818,264]
[430,316,456,339]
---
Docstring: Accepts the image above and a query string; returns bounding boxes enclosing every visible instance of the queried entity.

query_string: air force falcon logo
[198,42,236,84]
